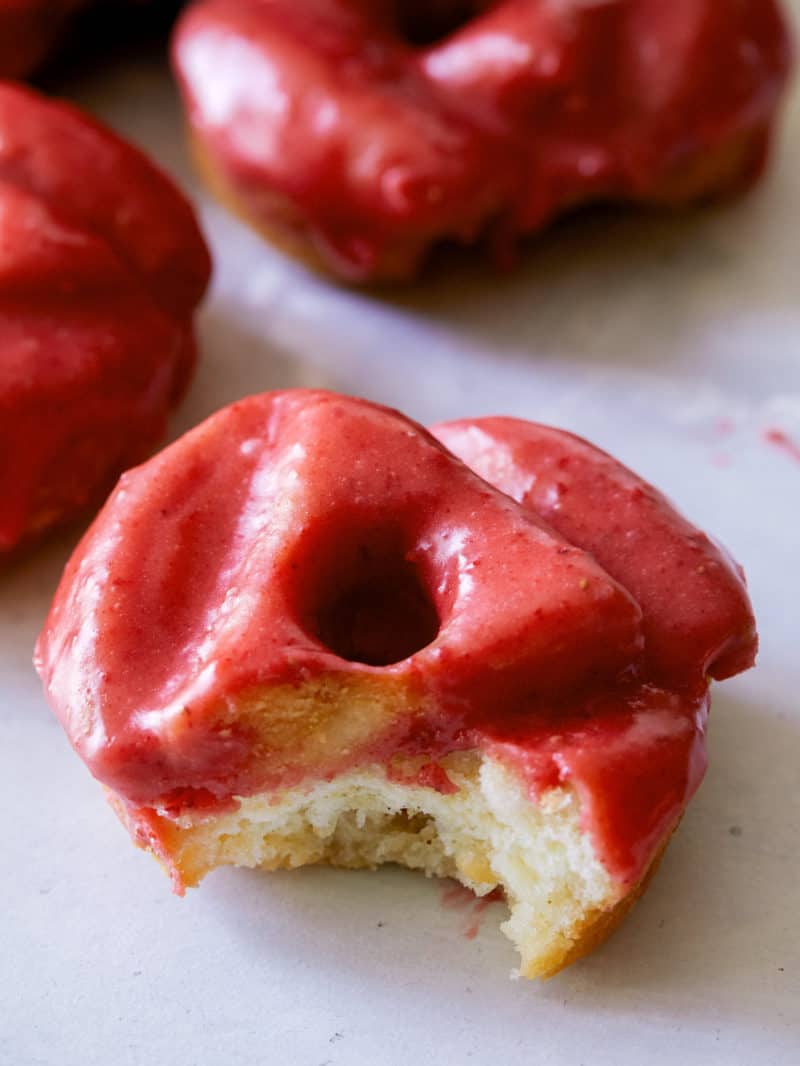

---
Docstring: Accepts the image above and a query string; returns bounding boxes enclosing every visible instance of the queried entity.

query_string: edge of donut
[188,125,771,286]
[532,830,673,979]
[109,752,681,980]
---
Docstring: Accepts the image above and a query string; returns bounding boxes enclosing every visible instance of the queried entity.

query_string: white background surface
[2,8,800,1064]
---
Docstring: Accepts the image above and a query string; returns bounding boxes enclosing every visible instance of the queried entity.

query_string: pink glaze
[440,882,505,939]
[0,83,211,553]
[763,428,800,465]
[36,391,757,886]
[464,887,505,940]
[172,0,791,281]
[433,416,759,879]
[433,418,757,683]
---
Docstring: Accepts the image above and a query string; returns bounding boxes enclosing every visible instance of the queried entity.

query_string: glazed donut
[172,0,792,282]
[36,390,756,978]
[0,1,88,78]
[0,83,211,554]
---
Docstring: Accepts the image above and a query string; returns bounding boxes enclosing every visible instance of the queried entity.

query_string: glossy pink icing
[0,83,211,553]
[433,416,759,878]
[36,391,757,886]
[433,418,757,684]
[172,0,791,280]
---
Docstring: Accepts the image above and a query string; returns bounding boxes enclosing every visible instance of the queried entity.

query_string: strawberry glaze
[36,392,756,888]
[433,418,757,684]
[0,83,211,553]
[172,0,791,281]
[763,428,800,465]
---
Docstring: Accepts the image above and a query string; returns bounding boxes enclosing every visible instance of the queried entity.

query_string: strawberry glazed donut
[36,390,757,978]
[0,83,211,555]
[0,1,88,78]
[172,0,792,282]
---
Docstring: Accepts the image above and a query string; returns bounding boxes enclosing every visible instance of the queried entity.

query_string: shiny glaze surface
[173,0,792,280]
[36,391,757,885]
[435,417,757,878]
[0,83,211,552]
[433,418,757,684]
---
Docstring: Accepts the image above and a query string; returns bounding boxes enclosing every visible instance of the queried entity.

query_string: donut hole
[389,0,490,47]
[314,555,440,667]
[296,521,441,667]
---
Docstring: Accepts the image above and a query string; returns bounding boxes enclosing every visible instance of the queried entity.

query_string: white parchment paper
[2,6,799,1063]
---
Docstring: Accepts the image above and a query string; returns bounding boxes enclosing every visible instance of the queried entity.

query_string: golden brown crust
[532,831,674,979]
[189,135,352,280]
[646,129,769,207]
[190,126,768,286]
[154,804,674,979]
[113,744,681,980]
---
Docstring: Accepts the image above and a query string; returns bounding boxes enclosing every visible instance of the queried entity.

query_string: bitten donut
[0,1,88,78]
[0,83,211,554]
[36,390,756,978]
[172,0,791,282]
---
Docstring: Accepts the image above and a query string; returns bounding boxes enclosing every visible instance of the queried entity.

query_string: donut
[172,0,792,282]
[0,83,211,554]
[35,390,756,978]
[0,1,88,78]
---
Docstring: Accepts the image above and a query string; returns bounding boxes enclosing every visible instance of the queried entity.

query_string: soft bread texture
[131,753,668,979]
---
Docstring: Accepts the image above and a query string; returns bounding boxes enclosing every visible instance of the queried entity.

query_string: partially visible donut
[172,0,792,282]
[0,83,211,554]
[36,390,757,978]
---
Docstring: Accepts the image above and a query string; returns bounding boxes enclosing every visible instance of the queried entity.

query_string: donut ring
[173,0,791,281]
[0,83,211,554]
[36,390,756,977]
